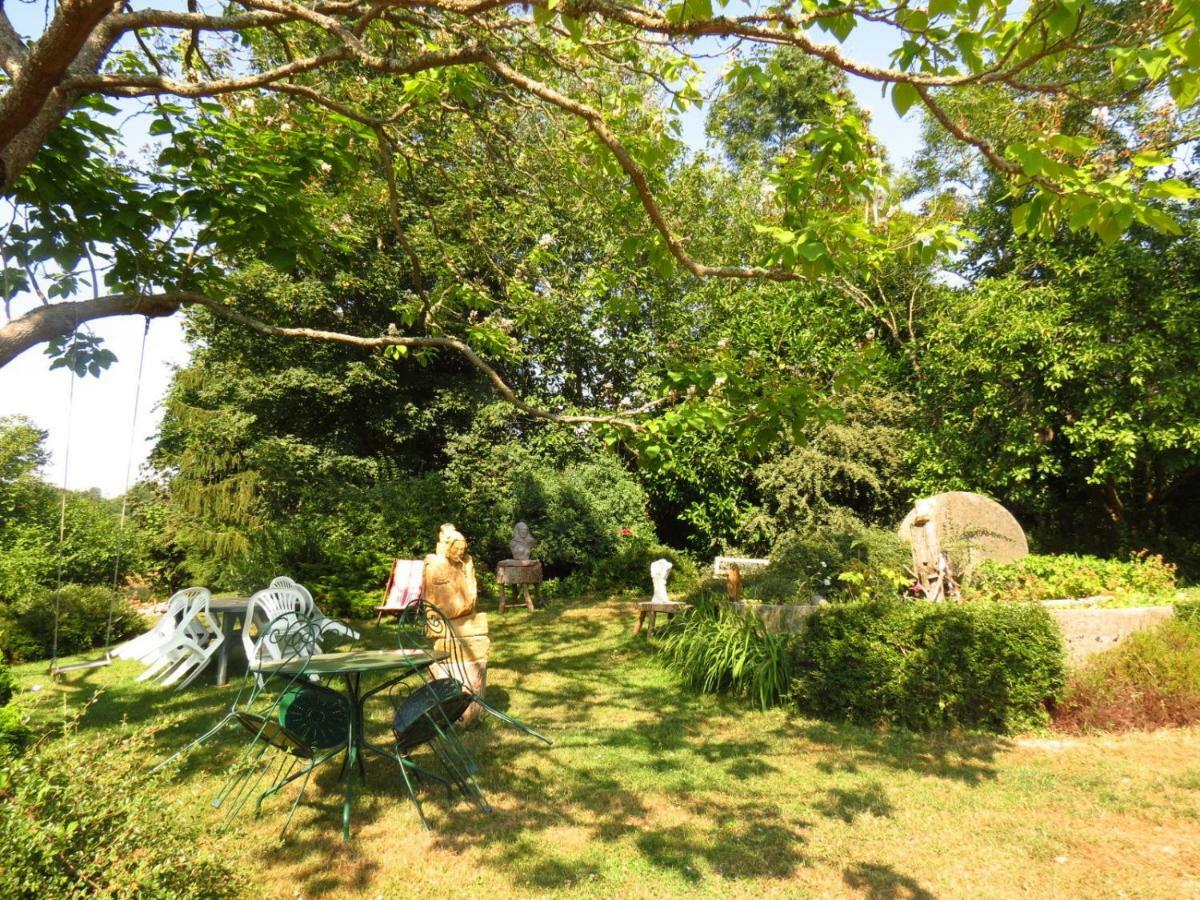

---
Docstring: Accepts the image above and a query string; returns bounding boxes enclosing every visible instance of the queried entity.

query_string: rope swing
[50,317,152,678]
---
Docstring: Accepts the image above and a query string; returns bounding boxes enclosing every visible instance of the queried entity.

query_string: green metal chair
[382,602,552,826]
[154,612,349,836]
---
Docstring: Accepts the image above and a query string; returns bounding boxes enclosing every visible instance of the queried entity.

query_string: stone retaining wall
[729,601,820,632]
[1048,606,1175,664]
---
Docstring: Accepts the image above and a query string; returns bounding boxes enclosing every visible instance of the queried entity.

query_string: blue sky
[0,15,924,496]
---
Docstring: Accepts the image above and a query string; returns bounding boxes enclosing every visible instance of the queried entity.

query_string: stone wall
[1048,606,1175,664]
[730,601,820,632]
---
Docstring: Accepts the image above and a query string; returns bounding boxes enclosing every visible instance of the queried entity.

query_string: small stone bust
[510,521,536,562]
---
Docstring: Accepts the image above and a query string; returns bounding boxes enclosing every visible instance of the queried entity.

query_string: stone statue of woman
[650,558,673,604]
[423,524,488,726]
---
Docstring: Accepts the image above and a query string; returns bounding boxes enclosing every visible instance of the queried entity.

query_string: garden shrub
[0,718,245,898]
[1053,619,1200,733]
[583,538,699,594]
[793,600,1065,733]
[1175,598,1200,627]
[0,659,14,705]
[964,552,1177,603]
[660,599,795,710]
[751,508,910,604]
[0,706,30,754]
[0,585,144,663]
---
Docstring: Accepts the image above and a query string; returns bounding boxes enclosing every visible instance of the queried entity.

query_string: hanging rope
[50,318,153,677]
[102,316,152,652]
[48,360,77,673]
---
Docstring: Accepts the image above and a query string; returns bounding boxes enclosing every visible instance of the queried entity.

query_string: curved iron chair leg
[474,698,553,745]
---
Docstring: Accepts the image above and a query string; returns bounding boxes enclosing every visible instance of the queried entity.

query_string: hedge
[793,600,1066,733]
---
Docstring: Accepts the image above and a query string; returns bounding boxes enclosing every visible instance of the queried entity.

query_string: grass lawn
[11,596,1200,898]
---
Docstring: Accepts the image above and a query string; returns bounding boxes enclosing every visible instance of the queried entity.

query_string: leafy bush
[1054,619,1200,733]
[1174,598,1200,626]
[449,441,654,572]
[0,719,244,898]
[661,599,795,710]
[793,600,1065,733]
[582,538,699,595]
[0,660,14,706]
[0,585,145,663]
[964,552,1177,603]
[0,706,30,754]
[751,508,910,604]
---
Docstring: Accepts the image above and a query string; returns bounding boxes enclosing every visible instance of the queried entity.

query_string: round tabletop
[251,648,445,677]
[208,598,250,614]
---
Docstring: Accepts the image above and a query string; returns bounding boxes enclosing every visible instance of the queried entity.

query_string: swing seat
[50,656,114,679]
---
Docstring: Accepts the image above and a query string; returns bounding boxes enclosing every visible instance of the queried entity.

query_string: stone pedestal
[497,559,542,612]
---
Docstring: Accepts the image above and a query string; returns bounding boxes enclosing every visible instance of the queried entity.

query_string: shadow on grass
[796,721,1008,786]
[844,861,937,899]
[817,781,894,823]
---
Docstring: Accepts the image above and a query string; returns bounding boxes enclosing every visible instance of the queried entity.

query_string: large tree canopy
[0,0,1197,431]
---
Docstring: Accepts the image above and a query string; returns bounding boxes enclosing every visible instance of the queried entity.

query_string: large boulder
[898,492,1028,593]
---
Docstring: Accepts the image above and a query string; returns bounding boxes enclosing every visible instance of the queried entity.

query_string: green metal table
[251,648,446,839]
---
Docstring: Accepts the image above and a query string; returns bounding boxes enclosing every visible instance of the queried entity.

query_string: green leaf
[1138,206,1182,235]
[1093,209,1123,244]
[891,82,920,117]
[929,0,957,17]
[1067,197,1099,231]
[1131,150,1172,169]
[665,0,712,23]
[560,13,584,40]
[1011,201,1033,234]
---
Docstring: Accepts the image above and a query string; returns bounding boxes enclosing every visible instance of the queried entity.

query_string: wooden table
[207,598,249,687]
[634,601,692,637]
[497,560,542,612]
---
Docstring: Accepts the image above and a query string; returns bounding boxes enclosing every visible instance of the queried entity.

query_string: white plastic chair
[269,576,359,641]
[243,587,320,673]
[135,590,224,689]
[117,586,211,665]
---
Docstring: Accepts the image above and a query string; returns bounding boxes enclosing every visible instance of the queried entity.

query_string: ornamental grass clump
[1053,618,1200,733]
[660,601,795,711]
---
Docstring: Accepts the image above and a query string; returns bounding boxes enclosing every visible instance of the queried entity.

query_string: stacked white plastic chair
[243,586,322,676]
[112,586,206,662]
[134,588,225,690]
[269,576,359,641]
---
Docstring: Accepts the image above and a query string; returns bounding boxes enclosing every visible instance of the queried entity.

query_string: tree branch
[481,52,804,282]
[0,291,182,368]
[0,292,648,429]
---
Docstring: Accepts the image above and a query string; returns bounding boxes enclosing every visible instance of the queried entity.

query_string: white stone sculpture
[650,558,673,604]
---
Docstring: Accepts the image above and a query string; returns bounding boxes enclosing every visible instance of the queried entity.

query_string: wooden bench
[711,556,770,578]
[634,601,692,637]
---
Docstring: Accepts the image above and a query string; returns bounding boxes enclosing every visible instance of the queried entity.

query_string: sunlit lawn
[12,596,1200,898]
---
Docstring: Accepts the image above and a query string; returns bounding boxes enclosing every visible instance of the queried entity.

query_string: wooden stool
[497,560,542,612]
[635,601,692,637]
